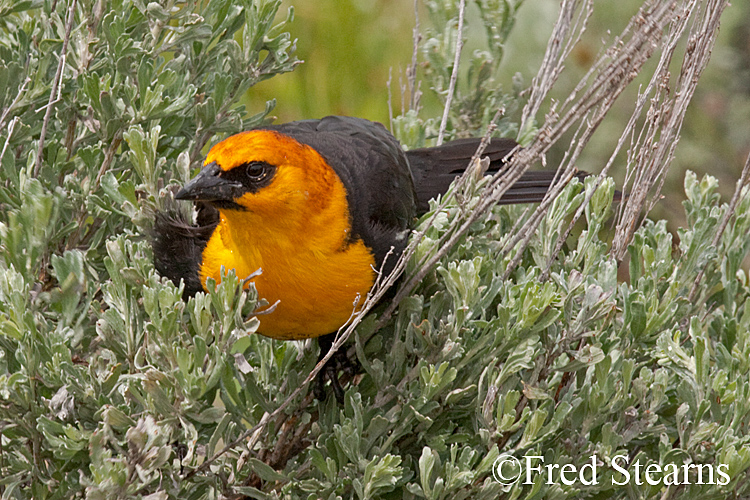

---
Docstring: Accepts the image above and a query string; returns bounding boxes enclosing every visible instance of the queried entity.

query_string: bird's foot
[314,334,359,403]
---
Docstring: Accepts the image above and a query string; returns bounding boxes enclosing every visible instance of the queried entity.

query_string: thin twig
[468,109,505,168]
[377,113,519,326]
[537,0,696,280]
[93,134,122,189]
[34,0,78,178]
[501,161,580,281]
[0,77,30,132]
[0,118,20,165]
[407,0,422,112]
[519,0,592,136]
[436,0,466,146]
[387,68,394,132]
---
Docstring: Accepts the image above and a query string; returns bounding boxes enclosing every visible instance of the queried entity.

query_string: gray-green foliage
[1,1,750,500]
[392,0,524,148]
[0,0,301,497]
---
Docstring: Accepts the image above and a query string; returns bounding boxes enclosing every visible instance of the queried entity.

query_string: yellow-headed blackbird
[152,116,569,341]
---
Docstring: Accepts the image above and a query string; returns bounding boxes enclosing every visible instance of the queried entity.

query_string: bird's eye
[245,162,269,182]
[221,161,276,192]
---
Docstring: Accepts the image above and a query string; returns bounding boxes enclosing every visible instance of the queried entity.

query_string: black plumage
[152,206,217,298]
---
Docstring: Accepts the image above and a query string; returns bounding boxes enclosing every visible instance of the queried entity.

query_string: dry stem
[436,0,466,146]
[612,0,729,259]
[34,0,78,178]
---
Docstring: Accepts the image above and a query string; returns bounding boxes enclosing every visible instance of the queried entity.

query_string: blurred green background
[250,0,750,224]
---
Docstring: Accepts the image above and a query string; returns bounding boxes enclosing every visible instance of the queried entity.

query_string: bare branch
[612,0,729,259]
[378,110,516,325]
[387,68,394,131]
[0,118,20,165]
[408,0,422,112]
[537,0,698,279]
[436,0,466,146]
[93,134,123,189]
[34,0,78,178]
[501,1,683,277]
[0,77,30,132]
[519,0,593,136]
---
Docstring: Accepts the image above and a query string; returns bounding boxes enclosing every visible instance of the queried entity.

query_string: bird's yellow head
[176,129,342,221]
[175,128,373,340]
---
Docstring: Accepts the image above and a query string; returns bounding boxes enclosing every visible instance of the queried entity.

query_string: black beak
[175,162,245,202]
